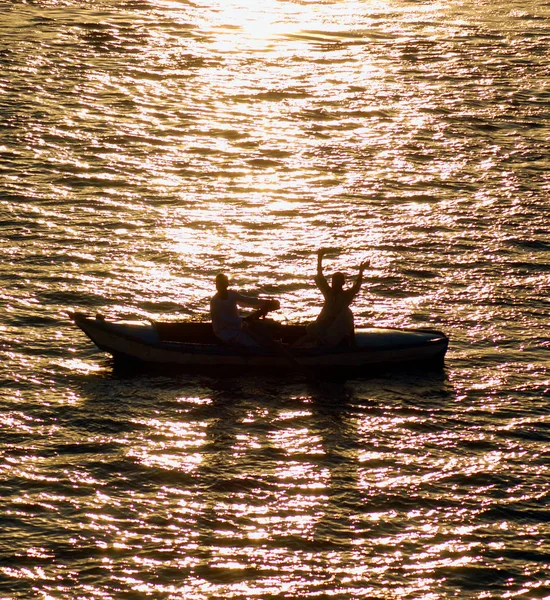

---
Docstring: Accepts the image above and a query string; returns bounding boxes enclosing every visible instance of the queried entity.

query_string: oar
[246,310,314,379]
[271,338,314,379]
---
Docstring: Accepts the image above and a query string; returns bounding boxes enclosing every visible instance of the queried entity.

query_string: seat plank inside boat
[154,321,308,345]
[155,322,220,344]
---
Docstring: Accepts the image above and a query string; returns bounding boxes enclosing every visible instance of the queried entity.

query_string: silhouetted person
[296,248,369,347]
[210,273,279,347]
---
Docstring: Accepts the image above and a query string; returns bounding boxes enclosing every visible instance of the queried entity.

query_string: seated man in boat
[295,248,369,347]
[210,273,280,347]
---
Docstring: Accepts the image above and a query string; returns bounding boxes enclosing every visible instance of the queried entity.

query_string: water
[1,0,550,597]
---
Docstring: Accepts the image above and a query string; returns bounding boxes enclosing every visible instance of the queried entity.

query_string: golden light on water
[2,0,550,597]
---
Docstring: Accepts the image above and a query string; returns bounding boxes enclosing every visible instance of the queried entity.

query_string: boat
[69,311,449,376]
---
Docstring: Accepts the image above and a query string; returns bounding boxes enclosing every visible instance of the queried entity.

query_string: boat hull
[69,312,449,375]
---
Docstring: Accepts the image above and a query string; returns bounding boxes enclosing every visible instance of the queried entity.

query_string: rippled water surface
[1,0,550,598]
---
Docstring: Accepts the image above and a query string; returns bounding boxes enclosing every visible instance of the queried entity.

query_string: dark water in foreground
[1,0,550,597]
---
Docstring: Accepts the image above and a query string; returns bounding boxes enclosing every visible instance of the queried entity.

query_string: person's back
[210,289,246,339]
[210,273,279,348]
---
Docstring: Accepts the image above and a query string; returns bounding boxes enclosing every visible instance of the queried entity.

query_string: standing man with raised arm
[296,248,369,347]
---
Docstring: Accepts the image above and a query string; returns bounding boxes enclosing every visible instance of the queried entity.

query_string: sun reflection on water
[2,0,550,596]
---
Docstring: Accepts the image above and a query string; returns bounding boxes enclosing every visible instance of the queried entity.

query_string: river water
[1,0,550,598]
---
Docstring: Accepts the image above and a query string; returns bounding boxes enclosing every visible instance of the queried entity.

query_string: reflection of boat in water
[69,312,449,375]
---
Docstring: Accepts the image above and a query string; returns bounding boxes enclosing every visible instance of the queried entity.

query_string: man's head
[215,273,229,293]
[332,272,346,290]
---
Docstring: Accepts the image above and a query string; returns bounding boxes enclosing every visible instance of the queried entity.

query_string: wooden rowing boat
[69,312,449,376]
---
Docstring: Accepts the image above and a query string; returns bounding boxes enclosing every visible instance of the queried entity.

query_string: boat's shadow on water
[66,360,457,478]
[63,361,461,594]
[73,355,456,417]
